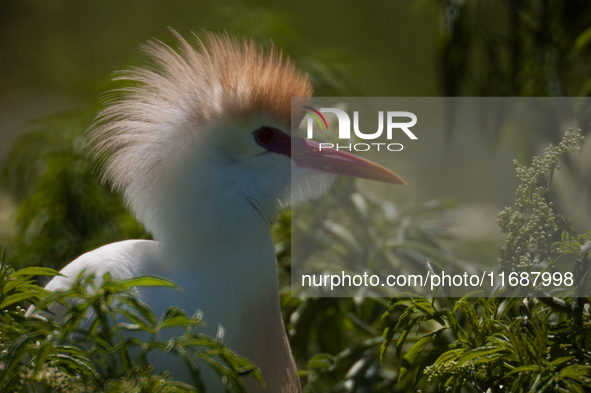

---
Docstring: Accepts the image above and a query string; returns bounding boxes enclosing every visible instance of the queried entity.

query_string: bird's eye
[254,126,277,146]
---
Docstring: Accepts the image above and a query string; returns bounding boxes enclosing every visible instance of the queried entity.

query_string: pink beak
[291,137,406,185]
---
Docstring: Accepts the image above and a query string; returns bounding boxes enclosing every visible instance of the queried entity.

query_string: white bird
[32,31,405,392]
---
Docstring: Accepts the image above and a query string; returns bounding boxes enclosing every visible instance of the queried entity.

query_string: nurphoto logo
[303,106,418,152]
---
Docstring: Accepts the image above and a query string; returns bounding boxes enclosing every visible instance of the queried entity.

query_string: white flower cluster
[423,359,478,389]
[497,129,584,269]
[19,363,80,393]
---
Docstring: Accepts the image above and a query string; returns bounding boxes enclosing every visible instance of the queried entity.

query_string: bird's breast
[137,237,301,392]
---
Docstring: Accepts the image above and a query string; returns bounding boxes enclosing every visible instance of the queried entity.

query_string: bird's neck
[139,163,299,392]
[147,164,281,291]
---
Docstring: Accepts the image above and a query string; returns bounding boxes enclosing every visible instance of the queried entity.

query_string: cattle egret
[32,31,405,392]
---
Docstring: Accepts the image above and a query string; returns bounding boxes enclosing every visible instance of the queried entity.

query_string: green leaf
[537,295,573,314]
[119,275,183,291]
[432,348,464,366]
[159,314,203,330]
[117,309,156,334]
[456,347,504,365]
[574,27,591,53]
[33,342,54,376]
[415,198,458,213]
[195,352,254,393]
[0,291,45,309]
[412,300,435,317]
[381,326,395,363]
[11,267,62,277]
[306,354,336,370]
[396,316,421,363]
[397,329,443,389]
[505,365,541,377]
[550,356,575,368]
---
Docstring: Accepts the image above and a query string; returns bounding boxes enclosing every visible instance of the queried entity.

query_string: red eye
[254,126,276,146]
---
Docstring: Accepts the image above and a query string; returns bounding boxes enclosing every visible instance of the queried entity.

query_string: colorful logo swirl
[302,106,328,130]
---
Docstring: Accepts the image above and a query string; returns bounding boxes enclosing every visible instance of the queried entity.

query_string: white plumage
[31,31,405,392]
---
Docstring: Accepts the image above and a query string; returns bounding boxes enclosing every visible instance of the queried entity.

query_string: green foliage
[384,295,591,392]
[0,6,365,391]
[433,0,591,162]
[0,0,359,273]
[0,254,59,310]
[0,251,260,393]
[279,178,460,392]
[435,0,591,97]
[291,178,459,298]
[204,0,360,96]
[378,130,591,392]
[2,4,591,392]
[497,129,584,270]
[0,110,148,271]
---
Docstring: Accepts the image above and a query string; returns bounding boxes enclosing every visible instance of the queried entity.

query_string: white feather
[28,32,333,393]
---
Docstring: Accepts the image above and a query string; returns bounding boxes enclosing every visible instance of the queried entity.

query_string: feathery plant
[0,110,148,272]
[378,130,591,393]
[0,251,262,392]
[497,129,585,272]
[278,177,462,391]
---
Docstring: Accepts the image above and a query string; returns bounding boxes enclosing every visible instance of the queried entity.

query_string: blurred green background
[2,0,591,266]
[2,1,591,391]
[0,0,440,250]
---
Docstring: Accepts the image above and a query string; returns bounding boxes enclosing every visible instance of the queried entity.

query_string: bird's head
[89,31,404,238]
